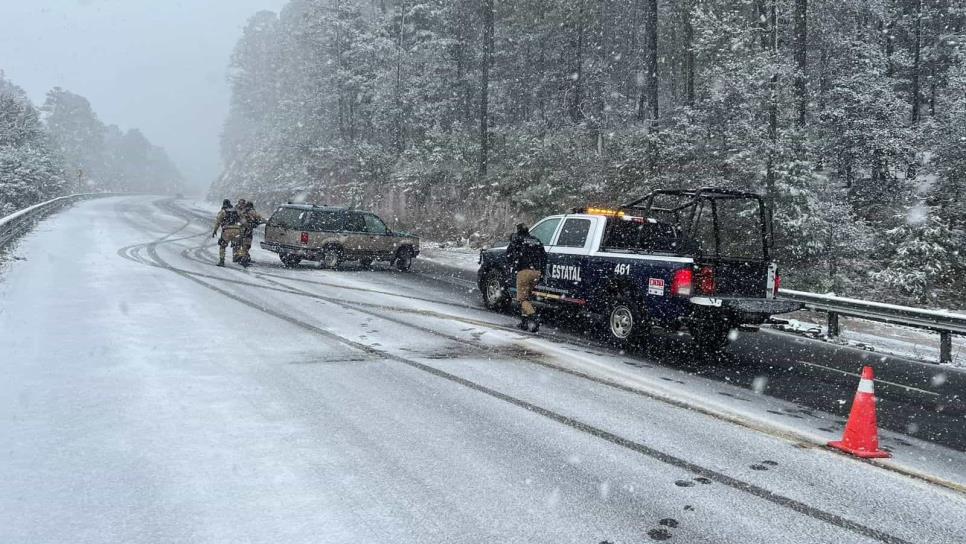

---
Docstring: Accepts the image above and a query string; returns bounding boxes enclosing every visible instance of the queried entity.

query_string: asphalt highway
[1,196,963,544]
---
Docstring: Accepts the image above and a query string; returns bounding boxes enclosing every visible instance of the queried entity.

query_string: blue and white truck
[477,188,802,350]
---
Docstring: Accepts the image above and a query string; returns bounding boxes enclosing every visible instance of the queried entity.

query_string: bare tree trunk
[684,1,695,106]
[570,19,584,122]
[765,0,778,201]
[478,0,494,176]
[794,0,807,127]
[394,6,406,154]
[911,0,922,124]
[756,0,769,50]
[646,0,659,124]
[455,3,470,124]
[538,23,547,124]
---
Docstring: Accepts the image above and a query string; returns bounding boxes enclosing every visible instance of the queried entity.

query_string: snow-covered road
[1,196,964,544]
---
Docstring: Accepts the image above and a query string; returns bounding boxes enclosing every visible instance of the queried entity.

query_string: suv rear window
[271,207,303,229]
[603,219,683,253]
[304,210,343,232]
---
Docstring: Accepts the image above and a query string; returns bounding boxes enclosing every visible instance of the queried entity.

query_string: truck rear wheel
[602,294,647,347]
[688,320,733,353]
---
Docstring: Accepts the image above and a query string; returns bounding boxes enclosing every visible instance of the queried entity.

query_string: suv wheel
[481,268,510,311]
[280,254,301,268]
[320,247,342,269]
[359,257,373,269]
[394,247,414,271]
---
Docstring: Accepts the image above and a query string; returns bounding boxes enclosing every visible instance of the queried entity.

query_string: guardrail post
[827,312,840,337]
[940,332,952,365]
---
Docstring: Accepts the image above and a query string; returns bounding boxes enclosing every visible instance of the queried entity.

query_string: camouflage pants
[515,269,542,317]
[218,227,245,262]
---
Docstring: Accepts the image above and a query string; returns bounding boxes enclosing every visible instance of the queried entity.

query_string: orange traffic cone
[828,366,891,459]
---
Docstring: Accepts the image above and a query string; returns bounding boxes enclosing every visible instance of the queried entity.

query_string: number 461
[614,263,631,275]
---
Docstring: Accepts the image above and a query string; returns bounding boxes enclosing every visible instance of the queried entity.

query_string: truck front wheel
[481,268,510,311]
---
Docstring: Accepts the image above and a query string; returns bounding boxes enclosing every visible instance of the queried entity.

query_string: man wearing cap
[505,223,547,332]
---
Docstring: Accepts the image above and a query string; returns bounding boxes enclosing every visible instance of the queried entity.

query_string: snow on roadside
[774,313,965,369]
[0,194,94,228]
[419,242,482,273]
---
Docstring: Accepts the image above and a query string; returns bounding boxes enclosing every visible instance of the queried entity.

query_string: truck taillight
[696,266,715,295]
[671,268,693,297]
[300,232,309,245]
[774,274,781,297]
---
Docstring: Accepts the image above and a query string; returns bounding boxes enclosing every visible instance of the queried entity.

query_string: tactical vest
[221,209,240,227]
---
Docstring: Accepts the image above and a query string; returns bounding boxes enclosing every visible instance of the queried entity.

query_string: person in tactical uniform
[212,199,245,266]
[239,201,264,264]
[505,223,547,332]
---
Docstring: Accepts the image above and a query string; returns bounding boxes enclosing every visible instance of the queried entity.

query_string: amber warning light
[575,206,625,218]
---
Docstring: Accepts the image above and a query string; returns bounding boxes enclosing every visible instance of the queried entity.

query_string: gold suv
[261,204,419,270]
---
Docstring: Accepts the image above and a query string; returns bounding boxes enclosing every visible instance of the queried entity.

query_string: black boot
[517,316,529,331]
[527,315,541,333]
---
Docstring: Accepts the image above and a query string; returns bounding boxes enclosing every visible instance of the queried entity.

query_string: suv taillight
[300,232,309,245]
[671,268,693,297]
[696,266,715,295]
[774,274,781,297]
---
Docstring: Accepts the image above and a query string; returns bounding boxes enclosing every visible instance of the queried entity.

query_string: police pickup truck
[477,188,802,351]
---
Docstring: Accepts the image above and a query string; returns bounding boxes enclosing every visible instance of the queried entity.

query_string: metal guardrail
[779,289,966,365]
[0,194,105,249]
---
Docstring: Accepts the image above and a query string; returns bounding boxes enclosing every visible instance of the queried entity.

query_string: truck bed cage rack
[621,187,764,215]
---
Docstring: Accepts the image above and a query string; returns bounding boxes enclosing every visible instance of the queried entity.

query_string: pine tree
[0,74,68,214]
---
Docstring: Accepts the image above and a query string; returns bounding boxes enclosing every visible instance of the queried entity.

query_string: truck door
[343,212,369,258]
[509,217,562,299]
[541,216,594,303]
[362,213,393,258]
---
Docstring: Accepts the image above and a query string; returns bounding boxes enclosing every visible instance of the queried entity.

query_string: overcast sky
[0,0,288,191]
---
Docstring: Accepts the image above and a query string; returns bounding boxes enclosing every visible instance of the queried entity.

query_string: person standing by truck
[239,201,264,265]
[506,223,547,332]
[212,199,243,267]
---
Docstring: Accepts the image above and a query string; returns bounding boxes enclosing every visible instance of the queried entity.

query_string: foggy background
[0,0,287,192]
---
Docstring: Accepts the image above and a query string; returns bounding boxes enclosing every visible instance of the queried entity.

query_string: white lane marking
[795,360,939,397]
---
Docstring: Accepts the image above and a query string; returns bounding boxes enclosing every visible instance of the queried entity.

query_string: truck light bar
[575,207,624,217]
